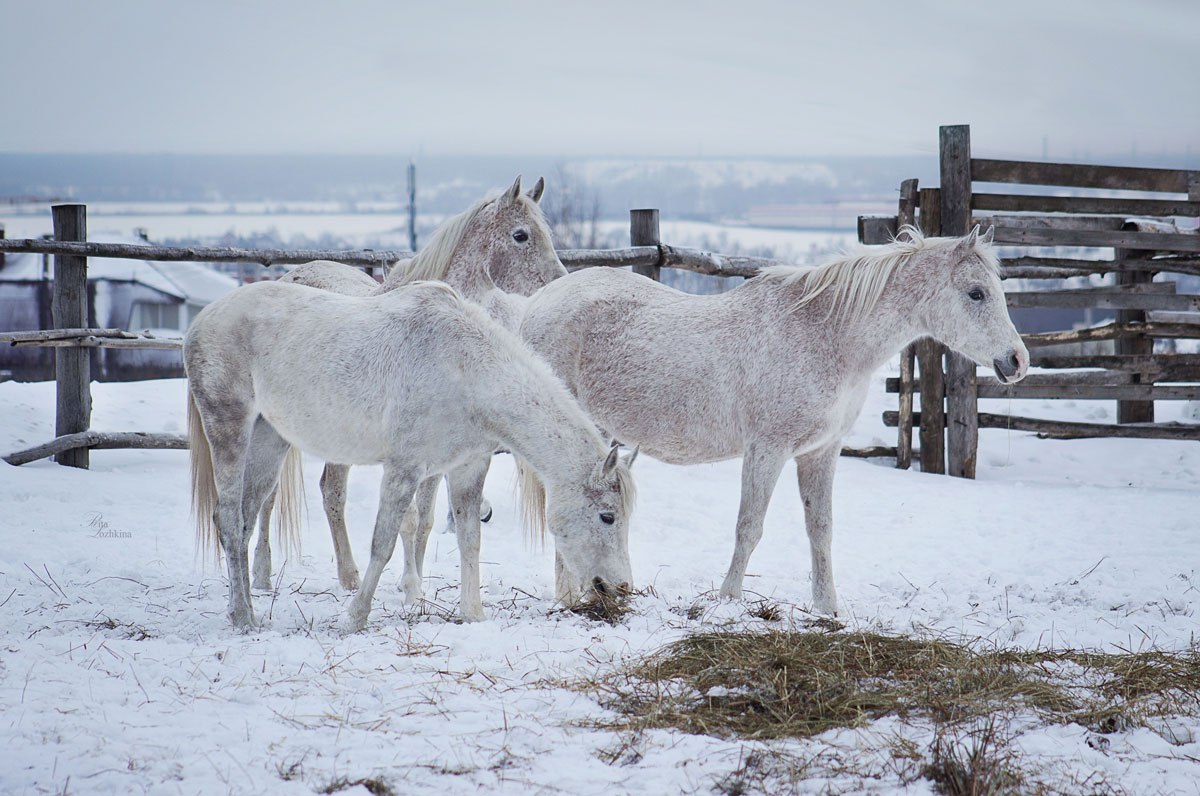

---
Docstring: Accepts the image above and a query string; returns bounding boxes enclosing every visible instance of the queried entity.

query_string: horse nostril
[592,576,609,596]
[1008,351,1020,371]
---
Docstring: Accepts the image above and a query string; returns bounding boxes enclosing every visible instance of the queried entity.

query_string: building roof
[0,235,238,304]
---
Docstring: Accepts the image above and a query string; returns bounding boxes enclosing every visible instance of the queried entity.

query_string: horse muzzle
[992,349,1027,384]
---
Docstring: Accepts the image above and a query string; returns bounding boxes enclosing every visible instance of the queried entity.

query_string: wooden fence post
[1115,227,1156,423]
[630,209,662,281]
[916,187,946,474]
[51,204,91,469]
[894,178,919,469]
[939,125,979,479]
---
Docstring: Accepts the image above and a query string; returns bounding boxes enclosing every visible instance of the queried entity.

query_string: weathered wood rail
[3,206,893,467]
[861,124,1200,477]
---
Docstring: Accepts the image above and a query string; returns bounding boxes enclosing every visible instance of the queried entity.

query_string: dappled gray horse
[250,176,566,592]
[185,279,634,629]
[514,225,1027,614]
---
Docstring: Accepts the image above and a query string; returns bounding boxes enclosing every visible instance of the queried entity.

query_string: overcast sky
[4,1,1197,160]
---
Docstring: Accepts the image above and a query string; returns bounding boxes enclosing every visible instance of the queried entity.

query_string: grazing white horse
[250,176,566,592]
[515,225,1028,614]
[185,279,635,629]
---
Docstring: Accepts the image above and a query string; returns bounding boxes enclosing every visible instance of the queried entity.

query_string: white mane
[756,225,998,325]
[385,196,493,288]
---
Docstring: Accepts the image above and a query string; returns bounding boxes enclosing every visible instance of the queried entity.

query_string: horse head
[921,225,1028,384]
[471,175,566,296]
[546,443,638,604]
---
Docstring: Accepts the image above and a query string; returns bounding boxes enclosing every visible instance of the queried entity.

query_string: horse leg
[719,446,788,599]
[200,405,258,629]
[251,484,277,590]
[320,463,360,591]
[344,464,419,632]
[796,443,840,615]
[448,457,492,622]
[241,419,292,595]
[442,475,491,533]
[399,475,440,604]
[441,475,455,534]
[554,551,580,605]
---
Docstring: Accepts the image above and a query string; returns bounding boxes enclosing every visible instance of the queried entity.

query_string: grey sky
[5,0,1197,159]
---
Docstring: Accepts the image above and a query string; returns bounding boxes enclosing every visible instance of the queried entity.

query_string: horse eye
[968,288,984,301]
[512,229,529,243]
[599,512,615,525]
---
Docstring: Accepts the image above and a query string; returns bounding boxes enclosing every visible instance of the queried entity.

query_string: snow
[2,367,1198,795]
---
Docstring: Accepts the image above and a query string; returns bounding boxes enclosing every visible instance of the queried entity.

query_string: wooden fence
[6,207,905,467]
[860,125,1200,478]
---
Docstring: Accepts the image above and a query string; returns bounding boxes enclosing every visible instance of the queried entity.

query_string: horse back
[279,260,379,296]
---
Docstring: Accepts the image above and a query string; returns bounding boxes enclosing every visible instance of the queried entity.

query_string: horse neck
[772,262,928,379]
[377,259,413,294]
[484,360,604,488]
[443,256,493,301]
[481,287,529,333]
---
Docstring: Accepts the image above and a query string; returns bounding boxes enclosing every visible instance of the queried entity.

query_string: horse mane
[382,197,491,289]
[756,225,998,324]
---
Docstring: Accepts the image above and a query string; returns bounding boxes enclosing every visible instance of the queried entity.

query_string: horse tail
[272,447,304,563]
[188,387,220,566]
[515,456,547,548]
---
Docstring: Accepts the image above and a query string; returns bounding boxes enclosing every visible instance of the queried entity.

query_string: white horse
[250,176,566,592]
[185,279,635,629]
[510,225,1027,614]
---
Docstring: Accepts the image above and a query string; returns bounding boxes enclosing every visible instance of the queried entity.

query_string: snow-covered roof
[0,235,238,304]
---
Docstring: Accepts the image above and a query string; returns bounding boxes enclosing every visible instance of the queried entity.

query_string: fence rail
[0,237,780,279]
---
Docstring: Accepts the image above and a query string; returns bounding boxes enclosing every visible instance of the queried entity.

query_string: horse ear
[500,175,522,206]
[602,442,620,476]
[955,224,981,254]
[621,445,639,469]
[526,176,545,204]
[980,225,994,245]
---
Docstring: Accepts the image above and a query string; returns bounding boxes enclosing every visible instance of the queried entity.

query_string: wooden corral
[860,125,1200,477]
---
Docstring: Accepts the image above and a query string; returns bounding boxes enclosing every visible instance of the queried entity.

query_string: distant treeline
[0,153,938,218]
[5,151,1197,222]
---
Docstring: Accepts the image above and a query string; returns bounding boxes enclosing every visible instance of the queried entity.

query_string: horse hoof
[341,610,368,634]
[812,599,838,616]
[460,605,485,623]
[402,581,424,605]
[339,572,361,592]
[229,611,258,631]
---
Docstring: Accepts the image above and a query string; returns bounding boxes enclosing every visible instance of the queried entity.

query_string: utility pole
[407,161,417,253]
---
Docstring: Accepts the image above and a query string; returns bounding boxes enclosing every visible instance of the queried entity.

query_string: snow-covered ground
[2,367,1198,795]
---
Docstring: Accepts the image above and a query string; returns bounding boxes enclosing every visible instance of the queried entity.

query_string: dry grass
[585,629,1200,742]
[923,718,1022,796]
[319,776,397,796]
[81,615,152,641]
[561,586,644,625]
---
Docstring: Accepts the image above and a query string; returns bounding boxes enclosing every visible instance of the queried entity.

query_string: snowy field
[2,368,1199,795]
